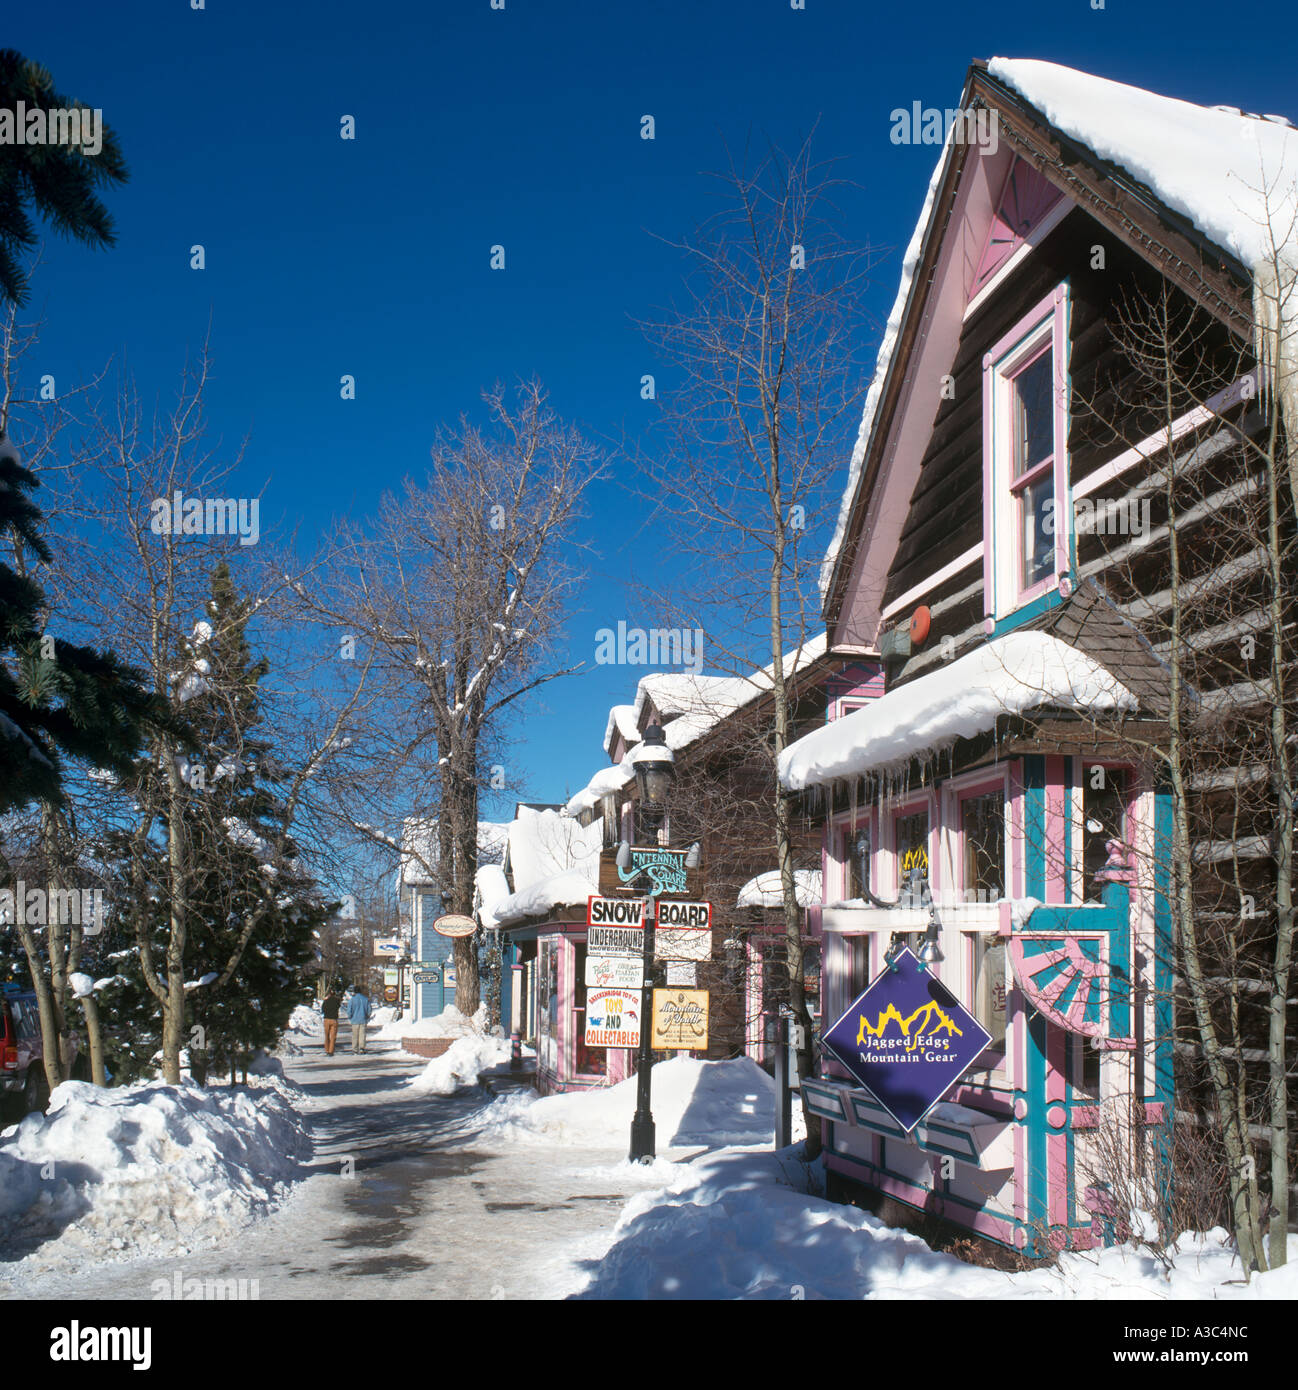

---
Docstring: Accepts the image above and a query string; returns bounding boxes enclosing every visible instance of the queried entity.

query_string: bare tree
[306,381,603,1013]
[635,132,876,1142]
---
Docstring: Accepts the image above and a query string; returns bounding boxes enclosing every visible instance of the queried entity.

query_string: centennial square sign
[821,948,992,1133]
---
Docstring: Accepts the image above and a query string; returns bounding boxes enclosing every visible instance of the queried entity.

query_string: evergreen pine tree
[0,49,127,309]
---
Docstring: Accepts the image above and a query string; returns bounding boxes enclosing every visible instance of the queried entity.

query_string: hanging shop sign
[821,948,992,1133]
[585,988,641,1048]
[598,847,701,898]
[383,985,399,1004]
[587,925,644,957]
[651,988,710,1050]
[384,968,399,986]
[373,938,404,956]
[413,970,440,985]
[653,900,712,960]
[433,913,477,938]
[587,896,648,928]
[665,961,696,987]
[585,955,645,990]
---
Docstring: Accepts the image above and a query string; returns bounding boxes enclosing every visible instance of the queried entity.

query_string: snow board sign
[433,913,477,938]
[821,948,992,1132]
[585,988,640,1048]
[586,896,648,928]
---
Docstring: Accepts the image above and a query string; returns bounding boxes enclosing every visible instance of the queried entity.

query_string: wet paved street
[5,1034,690,1300]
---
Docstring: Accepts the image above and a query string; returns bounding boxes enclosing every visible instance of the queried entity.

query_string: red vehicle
[1,987,53,1115]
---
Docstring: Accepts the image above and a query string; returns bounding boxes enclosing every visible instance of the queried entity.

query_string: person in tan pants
[321,988,342,1056]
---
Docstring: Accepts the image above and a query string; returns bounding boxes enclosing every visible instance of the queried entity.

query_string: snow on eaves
[603,704,642,755]
[778,631,1136,791]
[495,807,603,927]
[821,59,1298,608]
[988,58,1298,274]
[568,636,829,817]
[474,862,512,931]
[736,869,823,909]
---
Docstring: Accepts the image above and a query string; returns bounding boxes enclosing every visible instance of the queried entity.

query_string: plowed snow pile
[481,1057,787,1147]
[0,1079,310,1273]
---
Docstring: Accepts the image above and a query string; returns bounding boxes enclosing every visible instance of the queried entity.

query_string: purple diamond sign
[822,948,993,1133]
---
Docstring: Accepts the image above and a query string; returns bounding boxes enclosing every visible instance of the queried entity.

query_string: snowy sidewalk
[1,1032,698,1300]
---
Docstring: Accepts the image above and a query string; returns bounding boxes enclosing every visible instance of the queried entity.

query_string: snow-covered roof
[495,806,604,926]
[398,818,510,889]
[566,635,829,816]
[474,863,512,931]
[603,704,641,756]
[989,58,1298,274]
[821,59,1298,605]
[736,869,823,910]
[778,631,1136,791]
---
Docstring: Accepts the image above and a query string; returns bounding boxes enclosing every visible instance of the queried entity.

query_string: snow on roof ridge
[778,630,1136,791]
[603,703,642,754]
[821,57,1298,608]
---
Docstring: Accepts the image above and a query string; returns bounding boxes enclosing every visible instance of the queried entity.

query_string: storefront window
[537,940,559,1075]
[1083,767,1127,899]
[843,823,870,901]
[973,936,1007,1052]
[572,941,607,1076]
[961,792,1005,899]
[894,809,930,903]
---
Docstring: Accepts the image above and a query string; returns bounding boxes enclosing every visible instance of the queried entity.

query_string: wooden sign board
[598,847,702,898]
[651,988,709,1051]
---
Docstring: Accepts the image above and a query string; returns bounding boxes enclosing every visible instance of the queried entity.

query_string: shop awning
[778,631,1136,791]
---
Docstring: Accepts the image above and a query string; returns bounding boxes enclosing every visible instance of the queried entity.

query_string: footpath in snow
[1,1006,1293,1300]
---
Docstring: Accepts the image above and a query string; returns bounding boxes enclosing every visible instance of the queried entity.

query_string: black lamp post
[626,723,675,1162]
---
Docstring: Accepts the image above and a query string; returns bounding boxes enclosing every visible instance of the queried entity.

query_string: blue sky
[10,0,1298,820]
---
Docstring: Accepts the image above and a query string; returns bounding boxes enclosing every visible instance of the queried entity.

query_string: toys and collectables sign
[651,988,709,1050]
[585,988,641,1048]
[821,948,992,1132]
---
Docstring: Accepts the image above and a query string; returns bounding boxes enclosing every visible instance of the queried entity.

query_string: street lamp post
[625,724,675,1163]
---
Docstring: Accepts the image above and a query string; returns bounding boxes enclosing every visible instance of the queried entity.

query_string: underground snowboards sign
[587,897,646,955]
[822,948,992,1133]
[585,988,641,1048]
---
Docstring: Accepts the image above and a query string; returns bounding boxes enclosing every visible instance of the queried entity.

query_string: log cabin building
[783,58,1297,1255]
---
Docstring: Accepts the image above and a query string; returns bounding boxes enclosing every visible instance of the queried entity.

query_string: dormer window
[983,283,1071,623]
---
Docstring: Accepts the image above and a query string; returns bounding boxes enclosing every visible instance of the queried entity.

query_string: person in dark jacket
[321,988,342,1056]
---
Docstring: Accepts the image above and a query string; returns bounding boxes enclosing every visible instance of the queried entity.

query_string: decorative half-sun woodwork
[972,159,1064,294]
[1007,933,1109,1038]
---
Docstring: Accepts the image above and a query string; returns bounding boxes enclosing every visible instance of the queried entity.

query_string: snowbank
[287,1004,321,1036]
[481,1058,782,1148]
[409,1033,513,1095]
[372,1003,487,1042]
[575,1147,1298,1300]
[0,1078,310,1272]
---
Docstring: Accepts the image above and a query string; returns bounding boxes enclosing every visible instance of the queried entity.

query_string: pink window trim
[886,792,938,897]
[826,809,873,903]
[948,767,1011,900]
[982,284,1071,622]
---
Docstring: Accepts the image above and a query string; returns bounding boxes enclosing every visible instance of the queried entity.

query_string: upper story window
[983,284,1071,622]
[960,790,1005,899]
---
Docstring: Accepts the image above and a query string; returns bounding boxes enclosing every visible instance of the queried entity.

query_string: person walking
[347,983,373,1054]
[321,987,342,1056]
